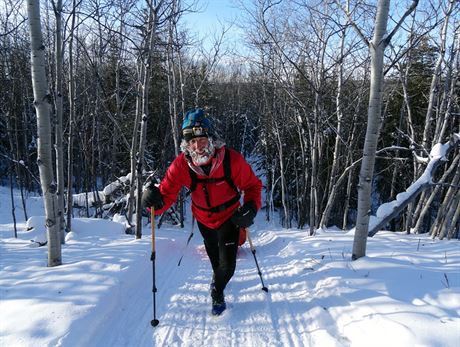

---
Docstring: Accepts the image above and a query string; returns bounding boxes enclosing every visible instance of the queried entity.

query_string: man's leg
[197,221,220,274]
[215,220,239,294]
[197,219,239,294]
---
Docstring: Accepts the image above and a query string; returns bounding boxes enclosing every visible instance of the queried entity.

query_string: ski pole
[246,228,268,292]
[150,208,159,327]
[177,216,195,266]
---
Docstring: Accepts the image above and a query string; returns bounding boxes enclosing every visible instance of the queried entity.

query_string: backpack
[188,148,246,246]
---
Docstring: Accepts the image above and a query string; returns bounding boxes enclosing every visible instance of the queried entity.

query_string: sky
[1,177,459,346]
[185,0,241,27]
[183,0,247,52]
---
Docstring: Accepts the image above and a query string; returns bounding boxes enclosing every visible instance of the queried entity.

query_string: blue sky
[184,0,246,50]
[185,0,241,30]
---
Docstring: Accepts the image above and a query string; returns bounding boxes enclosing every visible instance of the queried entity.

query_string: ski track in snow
[71,227,320,347]
[85,228,354,347]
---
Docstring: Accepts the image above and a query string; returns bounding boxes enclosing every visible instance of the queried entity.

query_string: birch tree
[351,0,419,260]
[27,0,61,266]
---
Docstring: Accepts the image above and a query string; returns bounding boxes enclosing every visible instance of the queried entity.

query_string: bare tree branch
[383,0,419,45]
[334,0,370,47]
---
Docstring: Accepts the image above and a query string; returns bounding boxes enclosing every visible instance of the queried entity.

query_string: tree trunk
[309,129,318,235]
[52,0,65,243]
[447,190,460,239]
[66,0,78,233]
[352,0,419,258]
[431,157,460,239]
[421,0,455,150]
[27,0,61,266]
[319,21,346,229]
[438,189,460,240]
[435,26,459,143]
[166,6,185,227]
[135,0,163,239]
[413,153,460,234]
[127,75,143,226]
[9,166,18,238]
[275,126,289,227]
[352,0,390,260]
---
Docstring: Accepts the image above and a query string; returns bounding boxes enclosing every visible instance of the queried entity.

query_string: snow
[1,185,459,347]
[430,143,448,158]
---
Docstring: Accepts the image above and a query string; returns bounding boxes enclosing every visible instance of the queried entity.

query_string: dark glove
[231,201,257,228]
[142,182,164,210]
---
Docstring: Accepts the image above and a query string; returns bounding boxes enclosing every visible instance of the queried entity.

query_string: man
[142,108,262,316]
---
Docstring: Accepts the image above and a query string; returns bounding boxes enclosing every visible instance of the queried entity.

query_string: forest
[1,0,459,266]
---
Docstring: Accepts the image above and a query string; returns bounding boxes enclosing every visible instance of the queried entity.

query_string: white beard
[189,140,215,166]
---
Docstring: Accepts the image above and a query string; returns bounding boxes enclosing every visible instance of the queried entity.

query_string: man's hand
[231,201,257,228]
[142,182,164,210]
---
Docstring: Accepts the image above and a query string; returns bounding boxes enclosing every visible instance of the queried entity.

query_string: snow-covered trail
[80,229,303,347]
[70,225,350,347]
[64,226,323,346]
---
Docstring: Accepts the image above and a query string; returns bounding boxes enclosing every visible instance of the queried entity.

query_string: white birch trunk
[352,0,390,260]
[351,0,419,258]
[27,0,61,266]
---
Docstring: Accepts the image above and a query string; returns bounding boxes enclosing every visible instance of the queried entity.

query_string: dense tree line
[0,0,459,264]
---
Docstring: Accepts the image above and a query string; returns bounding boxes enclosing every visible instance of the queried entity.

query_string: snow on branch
[72,191,105,208]
[72,174,132,210]
[368,133,460,237]
[102,173,132,196]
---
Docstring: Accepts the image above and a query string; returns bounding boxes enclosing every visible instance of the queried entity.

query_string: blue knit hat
[182,108,212,141]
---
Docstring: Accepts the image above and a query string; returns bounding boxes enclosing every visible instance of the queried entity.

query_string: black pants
[197,219,239,295]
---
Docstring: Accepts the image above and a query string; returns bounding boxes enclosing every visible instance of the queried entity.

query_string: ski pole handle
[246,228,255,253]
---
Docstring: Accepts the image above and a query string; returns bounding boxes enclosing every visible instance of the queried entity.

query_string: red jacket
[155,146,262,229]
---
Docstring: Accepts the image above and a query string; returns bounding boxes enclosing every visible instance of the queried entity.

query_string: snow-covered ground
[0,186,459,347]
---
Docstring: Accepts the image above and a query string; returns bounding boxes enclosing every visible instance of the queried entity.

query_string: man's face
[187,137,209,153]
[187,137,214,166]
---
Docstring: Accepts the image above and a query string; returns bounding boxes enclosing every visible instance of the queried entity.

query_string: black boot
[211,289,226,316]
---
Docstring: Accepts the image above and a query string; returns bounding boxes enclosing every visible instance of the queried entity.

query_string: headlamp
[183,126,208,137]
